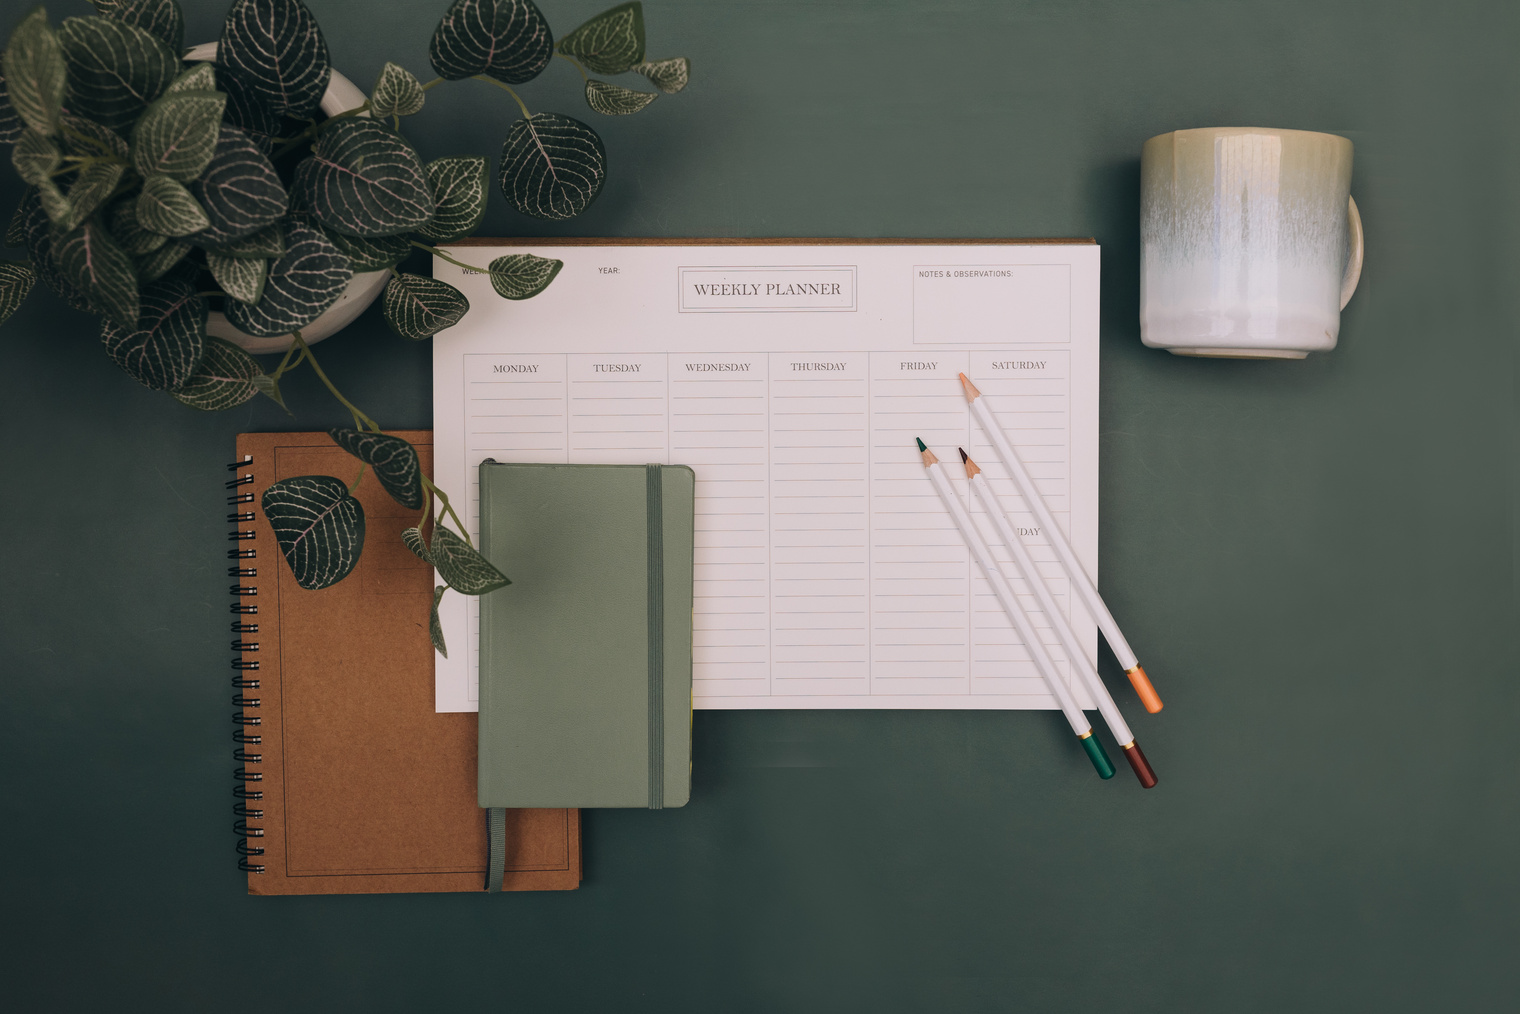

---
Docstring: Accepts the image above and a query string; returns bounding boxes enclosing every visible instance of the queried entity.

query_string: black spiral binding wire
[228,454,264,874]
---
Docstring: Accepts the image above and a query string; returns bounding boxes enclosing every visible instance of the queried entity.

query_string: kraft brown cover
[236,431,580,895]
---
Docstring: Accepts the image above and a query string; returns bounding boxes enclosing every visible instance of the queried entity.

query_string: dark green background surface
[1,0,1514,1010]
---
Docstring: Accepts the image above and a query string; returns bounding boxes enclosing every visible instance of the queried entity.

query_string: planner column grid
[766,353,870,695]
[671,352,771,698]
[967,350,1074,697]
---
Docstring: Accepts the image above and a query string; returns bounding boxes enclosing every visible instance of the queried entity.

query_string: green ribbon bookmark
[646,464,665,810]
[485,807,506,892]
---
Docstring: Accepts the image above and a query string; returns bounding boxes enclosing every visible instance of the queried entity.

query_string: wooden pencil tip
[960,450,980,477]
[958,372,981,401]
[915,437,927,452]
[957,447,968,462]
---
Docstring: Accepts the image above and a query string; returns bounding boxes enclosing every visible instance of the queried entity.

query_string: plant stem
[420,77,446,91]
[269,336,304,380]
[418,483,434,533]
[467,75,532,118]
[276,331,476,551]
[409,240,490,275]
[270,102,374,159]
[293,332,380,432]
[555,52,589,82]
[422,475,473,547]
[349,461,368,493]
[58,124,121,158]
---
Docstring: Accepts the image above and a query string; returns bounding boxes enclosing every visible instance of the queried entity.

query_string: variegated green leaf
[35,176,69,223]
[418,156,487,243]
[250,372,287,410]
[429,0,552,84]
[59,160,125,232]
[293,119,434,238]
[632,56,688,94]
[58,16,177,134]
[135,237,190,282]
[320,227,409,271]
[99,276,206,389]
[487,252,562,299]
[430,525,509,595]
[262,475,366,591]
[224,221,351,338]
[137,174,210,236]
[208,250,266,305]
[205,224,282,260]
[16,187,91,310]
[382,272,469,340]
[2,9,67,136]
[131,90,224,180]
[557,2,644,74]
[402,526,431,562]
[0,70,22,144]
[369,61,423,117]
[430,585,448,657]
[172,336,263,411]
[218,0,331,119]
[11,130,59,186]
[4,195,26,246]
[107,198,167,255]
[52,219,138,328]
[91,0,184,53]
[165,62,215,95]
[584,78,656,116]
[216,62,278,150]
[0,262,35,326]
[190,124,288,247]
[328,428,425,509]
[498,113,605,221]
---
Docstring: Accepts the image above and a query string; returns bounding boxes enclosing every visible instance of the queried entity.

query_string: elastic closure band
[646,464,665,810]
[485,807,506,892]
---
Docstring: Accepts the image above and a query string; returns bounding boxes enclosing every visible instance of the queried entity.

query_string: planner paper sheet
[432,241,1100,711]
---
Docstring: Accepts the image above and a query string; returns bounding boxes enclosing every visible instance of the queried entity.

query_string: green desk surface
[1,1,1514,1010]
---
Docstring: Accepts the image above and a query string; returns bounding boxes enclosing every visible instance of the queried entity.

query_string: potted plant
[0,0,688,653]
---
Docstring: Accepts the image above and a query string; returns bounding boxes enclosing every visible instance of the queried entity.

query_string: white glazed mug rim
[1145,125,1353,145]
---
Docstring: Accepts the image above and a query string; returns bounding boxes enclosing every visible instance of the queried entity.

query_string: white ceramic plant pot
[186,43,390,355]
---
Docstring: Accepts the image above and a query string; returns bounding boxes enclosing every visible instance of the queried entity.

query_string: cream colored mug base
[1169,347,1308,360]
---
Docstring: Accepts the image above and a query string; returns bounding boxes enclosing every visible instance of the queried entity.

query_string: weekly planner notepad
[433,240,1100,712]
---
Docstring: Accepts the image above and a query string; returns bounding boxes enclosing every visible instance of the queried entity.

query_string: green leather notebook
[477,461,694,809]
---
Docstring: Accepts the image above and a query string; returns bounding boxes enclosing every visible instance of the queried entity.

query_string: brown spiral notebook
[230,430,580,894]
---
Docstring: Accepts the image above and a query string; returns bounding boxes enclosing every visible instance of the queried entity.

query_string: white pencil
[961,449,1156,787]
[960,373,1164,713]
[917,439,1115,780]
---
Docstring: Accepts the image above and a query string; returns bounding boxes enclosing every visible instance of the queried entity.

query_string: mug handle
[1340,195,1364,310]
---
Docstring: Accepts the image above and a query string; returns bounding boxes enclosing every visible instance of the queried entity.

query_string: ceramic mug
[1140,127,1363,359]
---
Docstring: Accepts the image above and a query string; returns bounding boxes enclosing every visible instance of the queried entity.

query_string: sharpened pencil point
[958,447,968,462]
[915,437,927,452]
[958,373,981,401]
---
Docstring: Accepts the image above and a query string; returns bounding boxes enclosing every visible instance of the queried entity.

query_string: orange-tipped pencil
[961,449,1156,787]
[960,373,1163,713]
